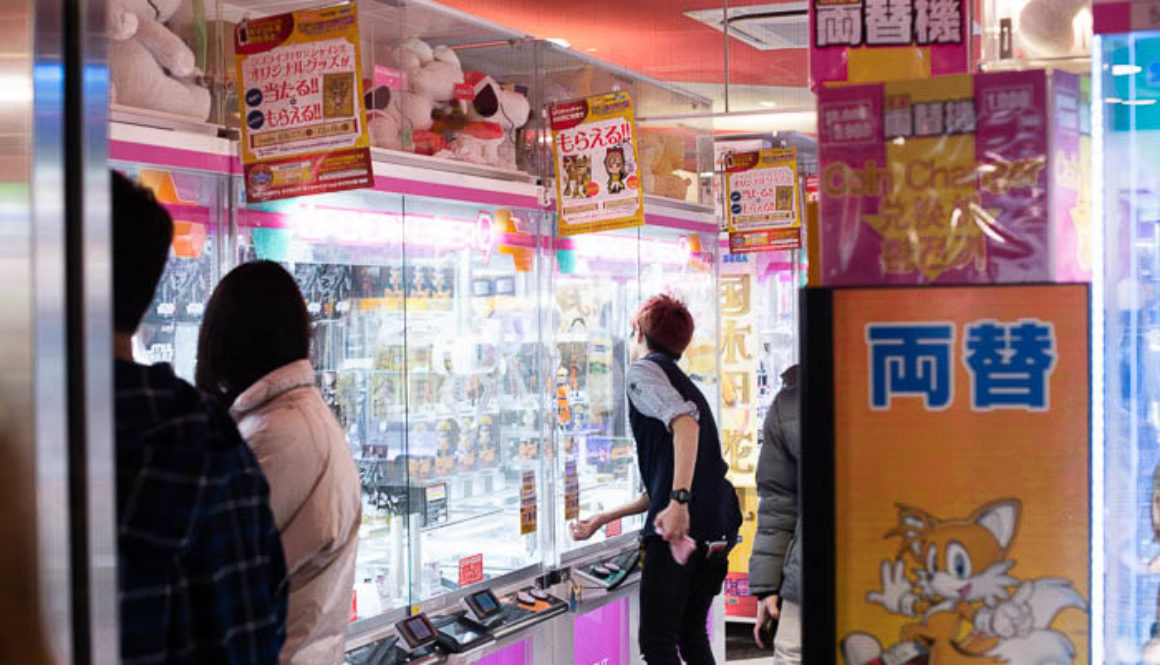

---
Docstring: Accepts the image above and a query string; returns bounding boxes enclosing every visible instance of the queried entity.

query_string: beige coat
[231,360,361,665]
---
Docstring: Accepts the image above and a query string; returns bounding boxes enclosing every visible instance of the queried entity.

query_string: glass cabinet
[1097,28,1160,665]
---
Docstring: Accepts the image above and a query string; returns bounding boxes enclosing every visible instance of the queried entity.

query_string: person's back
[750,365,802,663]
[230,363,359,664]
[111,171,287,665]
[197,261,361,665]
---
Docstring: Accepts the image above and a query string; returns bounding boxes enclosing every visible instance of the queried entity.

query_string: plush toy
[396,37,464,134]
[108,0,211,121]
[364,80,403,151]
[460,72,531,170]
[640,132,692,201]
[1018,0,1089,58]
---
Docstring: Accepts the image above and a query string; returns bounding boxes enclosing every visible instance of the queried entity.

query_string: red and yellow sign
[549,92,644,236]
[818,284,1089,664]
[234,4,372,203]
[725,148,802,254]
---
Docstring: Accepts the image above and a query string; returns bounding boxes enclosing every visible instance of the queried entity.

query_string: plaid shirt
[115,360,288,665]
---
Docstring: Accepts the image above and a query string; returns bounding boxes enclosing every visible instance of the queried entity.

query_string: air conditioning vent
[684,2,809,51]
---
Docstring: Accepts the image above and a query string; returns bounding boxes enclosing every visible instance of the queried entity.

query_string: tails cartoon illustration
[844,499,1086,665]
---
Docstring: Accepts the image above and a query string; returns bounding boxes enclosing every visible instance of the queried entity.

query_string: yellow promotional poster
[725,148,802,253]
[813,284,1090,665]
[234,4,372,203]
[549,92,645,236]
[718,257,759,489]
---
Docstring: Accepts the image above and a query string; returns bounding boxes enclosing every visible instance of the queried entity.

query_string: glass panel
[114,164,226,383]
[234,182,410,623]
[1098,31,1160,665]
[555,227,642,554]
[638,226,720,413]
[400,196,547,603]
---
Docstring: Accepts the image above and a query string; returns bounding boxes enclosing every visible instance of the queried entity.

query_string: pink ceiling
[438,0,809,87]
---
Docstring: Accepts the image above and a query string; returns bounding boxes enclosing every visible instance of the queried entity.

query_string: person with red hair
[572,294,742,665]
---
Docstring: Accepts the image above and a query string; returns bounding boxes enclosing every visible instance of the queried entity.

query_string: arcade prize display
[106,0,724,661]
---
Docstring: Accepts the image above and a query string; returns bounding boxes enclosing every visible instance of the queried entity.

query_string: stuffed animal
[640,132,692,201]
[1018,0,1089,58]
[364,80,403,151]
[396,37,464,134]
[108,0,211,121]
[460,72,531,170]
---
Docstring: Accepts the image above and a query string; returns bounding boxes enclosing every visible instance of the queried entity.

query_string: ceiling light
[1124,99,1158,106]
[1113,64,1143,76]
[1106,97,1123,103]
[758,101,777,108]
[585,47,598,53]
[546,38,571,49]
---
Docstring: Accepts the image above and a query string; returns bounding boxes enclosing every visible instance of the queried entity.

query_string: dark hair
[634,294,695,357]
[112,170,174,333]
[196,261,311,407]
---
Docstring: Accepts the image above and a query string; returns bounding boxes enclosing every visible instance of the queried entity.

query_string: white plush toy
[395,37,464,133]
[108,0,211,121]
[364,82,404,151]
[459,72,531,170]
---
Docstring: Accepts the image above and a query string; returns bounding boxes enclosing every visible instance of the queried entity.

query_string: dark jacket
[749,365,800,603]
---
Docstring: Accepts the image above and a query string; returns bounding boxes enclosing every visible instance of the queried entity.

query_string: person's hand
[570,514,605,541]
[754,595,780,649]
[654,501,689,542]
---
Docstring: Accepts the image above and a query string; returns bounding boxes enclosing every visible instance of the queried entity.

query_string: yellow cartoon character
[562,155,592,199]
[604,146,628,194]
[843,499,1086,665]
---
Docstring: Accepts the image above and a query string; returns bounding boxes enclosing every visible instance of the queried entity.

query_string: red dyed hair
[634,293,694,356]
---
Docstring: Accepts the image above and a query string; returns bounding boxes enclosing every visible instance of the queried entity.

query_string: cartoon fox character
[843,499,1086,665]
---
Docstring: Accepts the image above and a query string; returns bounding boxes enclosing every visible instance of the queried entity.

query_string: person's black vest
[629,351,742,541]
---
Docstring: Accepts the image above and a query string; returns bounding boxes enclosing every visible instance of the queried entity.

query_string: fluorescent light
[758,100,777,108]
[1105,97,1123,103]
[0,75,32,103]
[585,47,598,53]
[1124,99,1157,106]
[546,38,571,48]
[1113,64,1142,76]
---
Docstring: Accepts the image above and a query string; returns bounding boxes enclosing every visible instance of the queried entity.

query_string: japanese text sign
[718,255,759,487]
[802,284,1090,664]
[725,148,802,254]
[459,554,484,587]
[234,4,372,203]
[550,92,645,236]
[811,0,969,89]
[519,471,538,536]
[818,70,1053,286]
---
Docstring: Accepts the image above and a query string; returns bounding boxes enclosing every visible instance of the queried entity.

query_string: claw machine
[1094,13,1160,664]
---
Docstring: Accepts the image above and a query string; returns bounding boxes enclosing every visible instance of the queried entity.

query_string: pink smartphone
[671,536,697,566]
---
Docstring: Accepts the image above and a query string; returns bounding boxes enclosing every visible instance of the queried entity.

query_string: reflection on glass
[1099,31,1160,665]
[117,164,224,383]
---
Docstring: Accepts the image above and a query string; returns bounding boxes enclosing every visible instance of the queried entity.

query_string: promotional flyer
[810,0,969,89]
[235,4,372,203]
[725,148,802,254]
[818,70,1053,286]
[550,92,645,236]
[804,284,1090,665]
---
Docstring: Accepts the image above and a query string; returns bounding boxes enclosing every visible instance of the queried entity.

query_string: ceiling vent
[684,2,809,51]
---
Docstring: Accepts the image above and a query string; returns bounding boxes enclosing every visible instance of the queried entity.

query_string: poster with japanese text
[818,70,1052,286]
[718,255,760,489]
[234,4,372,203]
[801,284,1089,665]
[1051,71,1092,282]
[550,92,645,236]
[725,148,802,254]
[811,0,969,89]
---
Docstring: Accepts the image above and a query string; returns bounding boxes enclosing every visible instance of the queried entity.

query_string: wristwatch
[671,489,692,505]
